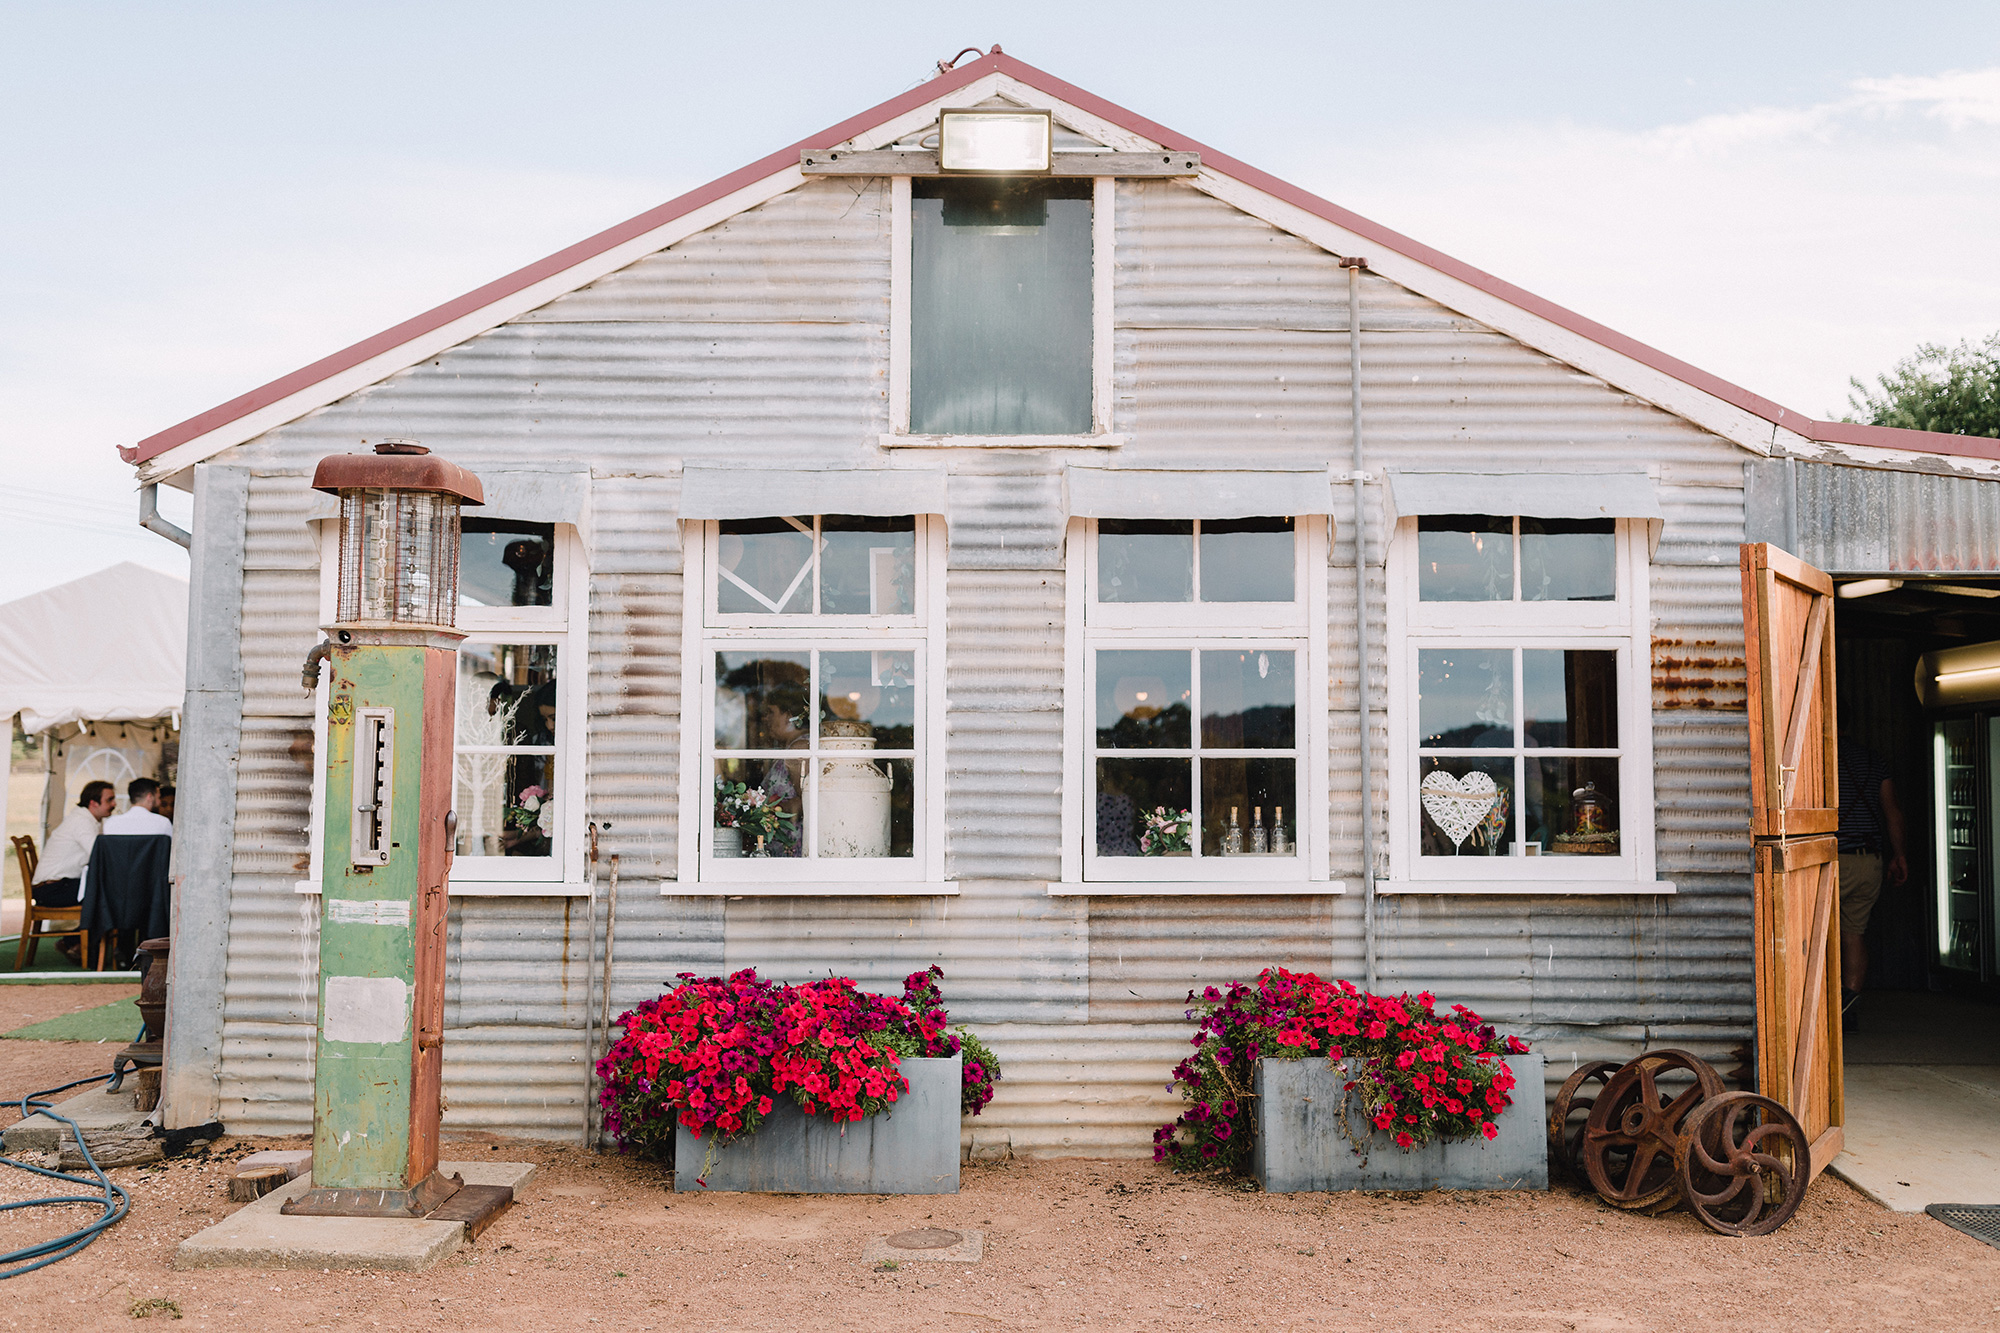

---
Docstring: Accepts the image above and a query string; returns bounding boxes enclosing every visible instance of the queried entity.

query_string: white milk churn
[818,720,892,857]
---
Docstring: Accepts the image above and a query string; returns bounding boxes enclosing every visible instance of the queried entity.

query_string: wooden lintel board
[800,149,1201,177]
[1741,543,1839,839]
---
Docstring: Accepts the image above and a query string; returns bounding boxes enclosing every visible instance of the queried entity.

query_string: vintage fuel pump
[283,441,485,1220]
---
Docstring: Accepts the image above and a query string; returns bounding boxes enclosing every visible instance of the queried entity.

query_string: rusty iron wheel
[1579,1049,1725,1212]
[1676,1091,1810,1237]
[1546,1059,1621,1184]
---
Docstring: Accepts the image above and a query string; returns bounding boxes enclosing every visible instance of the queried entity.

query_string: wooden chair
[9,836,92,971]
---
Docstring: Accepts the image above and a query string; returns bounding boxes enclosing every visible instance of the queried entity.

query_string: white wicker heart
[1419,770,1498,849]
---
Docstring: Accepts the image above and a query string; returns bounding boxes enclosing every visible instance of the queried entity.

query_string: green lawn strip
[0,936,86,973]
[3,998,142,1042]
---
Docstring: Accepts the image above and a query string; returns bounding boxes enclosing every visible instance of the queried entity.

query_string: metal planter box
[672,1055,960,1194]
[1251,1053,1547,1192]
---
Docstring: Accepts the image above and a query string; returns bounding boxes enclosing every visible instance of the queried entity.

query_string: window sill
[878,432,1126,450]
[1048,880,1347,896]
[1381,879,1676,896]
[295,879,590,897]
[665,880,960,897]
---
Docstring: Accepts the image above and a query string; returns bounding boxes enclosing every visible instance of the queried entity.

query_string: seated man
[102,778,173,836]
[32,780,116,962]
[33,780,116,908]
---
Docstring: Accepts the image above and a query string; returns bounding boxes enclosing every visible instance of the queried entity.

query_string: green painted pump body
[312,637,457,1193]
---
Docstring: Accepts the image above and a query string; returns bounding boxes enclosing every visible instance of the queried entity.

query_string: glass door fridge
[1935,720,1979,973]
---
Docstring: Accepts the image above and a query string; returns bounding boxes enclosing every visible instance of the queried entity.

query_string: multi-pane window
[1077,517,1326,885]
[687,515,944,886]
[1392,514,1654,888]
[448,519,585,886]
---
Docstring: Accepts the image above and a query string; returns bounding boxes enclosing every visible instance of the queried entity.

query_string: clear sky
[3,1,1998,600]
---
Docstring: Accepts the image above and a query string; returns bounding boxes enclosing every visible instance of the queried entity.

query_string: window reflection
[714,652,811,751]
[821,517,916,616]
[1098,521,1193,603]
[1200,519,1293,602]
[1523,650,1618,748]
[1418,516,1512,602]
[1200,649,1296,748]
[1418,649,1513,748]
[460,520,554,608]
[1096,650,1191,748]
[1521,519,1615,602]
[454,643,558,858]
[716,518,815,614]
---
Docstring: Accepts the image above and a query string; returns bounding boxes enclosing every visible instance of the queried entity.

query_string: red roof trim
[124,50,1999,468]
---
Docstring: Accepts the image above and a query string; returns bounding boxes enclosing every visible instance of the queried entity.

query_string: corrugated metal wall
[1746,457,2000,574]
[196,174,1772,1151]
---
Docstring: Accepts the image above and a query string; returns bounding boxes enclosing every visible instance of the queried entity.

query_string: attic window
[910,177,1092,436]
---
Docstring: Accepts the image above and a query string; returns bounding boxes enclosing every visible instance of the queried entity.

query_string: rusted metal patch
[1654,638,1747,710]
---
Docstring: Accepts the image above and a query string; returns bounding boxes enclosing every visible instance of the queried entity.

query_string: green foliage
[1847,332,2000,438]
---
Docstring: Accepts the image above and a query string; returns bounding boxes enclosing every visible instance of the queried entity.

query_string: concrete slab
[3,1085,146,1154]
[861,1229,985,1264]
[174,1160,537,1272]
[1830,1065,2000,1212]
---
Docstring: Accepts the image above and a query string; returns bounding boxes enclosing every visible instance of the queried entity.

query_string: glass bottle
[1223,806,1244,856]
[1251,805,1269,855]
[1271,806,1290,856]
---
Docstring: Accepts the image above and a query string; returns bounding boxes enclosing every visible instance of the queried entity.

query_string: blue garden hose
[0,1073,132,1277]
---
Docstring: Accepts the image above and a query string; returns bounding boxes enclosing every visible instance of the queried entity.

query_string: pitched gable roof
[122,48,1997,482]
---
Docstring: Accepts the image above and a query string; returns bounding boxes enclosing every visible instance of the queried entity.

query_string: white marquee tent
[1,563,188,870]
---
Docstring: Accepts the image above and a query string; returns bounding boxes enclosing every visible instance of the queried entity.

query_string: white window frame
[674,516,951,895]
[1054,516,1335,895]
[1384,515,1670,895]
[298,523,591,897]
[881,174,1121,449]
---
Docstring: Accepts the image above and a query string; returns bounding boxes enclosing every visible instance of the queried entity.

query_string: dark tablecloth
[81,835,172,941]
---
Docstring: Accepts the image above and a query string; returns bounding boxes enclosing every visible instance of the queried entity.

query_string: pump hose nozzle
[301,640,332,693]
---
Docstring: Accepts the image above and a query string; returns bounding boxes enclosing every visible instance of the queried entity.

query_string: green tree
[1846,332,2000,437]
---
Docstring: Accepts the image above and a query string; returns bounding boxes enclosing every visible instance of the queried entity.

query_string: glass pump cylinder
[337,488,462,627]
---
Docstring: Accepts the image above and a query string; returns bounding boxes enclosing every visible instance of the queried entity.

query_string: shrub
[1153,967,1527,1173]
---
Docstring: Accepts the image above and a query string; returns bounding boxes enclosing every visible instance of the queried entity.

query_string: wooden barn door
[1740,543,1844,1178]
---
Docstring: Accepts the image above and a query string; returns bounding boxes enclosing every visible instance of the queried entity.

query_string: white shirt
[101,807,173,837]
[36,805,102,883]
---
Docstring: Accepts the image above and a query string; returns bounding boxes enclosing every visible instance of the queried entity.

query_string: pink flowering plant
[596,966,1002,1173]
[1153,967,1528,1173]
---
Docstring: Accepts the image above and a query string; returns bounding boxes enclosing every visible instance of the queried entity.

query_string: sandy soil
[0,984,1992,1331]
[0,1134,1984,1330]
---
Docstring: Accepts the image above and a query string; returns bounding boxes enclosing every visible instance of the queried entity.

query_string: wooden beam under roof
[800,149,1199,177]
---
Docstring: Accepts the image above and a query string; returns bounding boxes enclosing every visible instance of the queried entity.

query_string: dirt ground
[0,985,1993,1331]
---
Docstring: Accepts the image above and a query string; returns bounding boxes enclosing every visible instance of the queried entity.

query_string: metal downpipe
[1343,257,1377,993]
[139,483,191,548]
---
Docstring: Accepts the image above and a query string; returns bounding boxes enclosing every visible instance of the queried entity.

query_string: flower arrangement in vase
[1139,806,1193,856]
[714,777,796,856]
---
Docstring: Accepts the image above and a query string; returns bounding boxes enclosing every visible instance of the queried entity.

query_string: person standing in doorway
[1837,741,1908,1032]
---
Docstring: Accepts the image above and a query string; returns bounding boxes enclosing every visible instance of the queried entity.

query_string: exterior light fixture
[938,107,1053,173]
[1916,638,2000,709]
[1836,578,1903,599]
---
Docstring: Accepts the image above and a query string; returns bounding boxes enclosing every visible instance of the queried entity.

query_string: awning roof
[1066,468,1335,519]
[0,563,187,734]
[679,466,949,520]
[1385,469,1665,553]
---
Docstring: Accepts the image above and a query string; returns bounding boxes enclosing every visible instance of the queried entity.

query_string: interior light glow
[938,108,1053,172]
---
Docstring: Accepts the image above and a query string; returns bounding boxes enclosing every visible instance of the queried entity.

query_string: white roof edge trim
[1186,171,1811,461]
